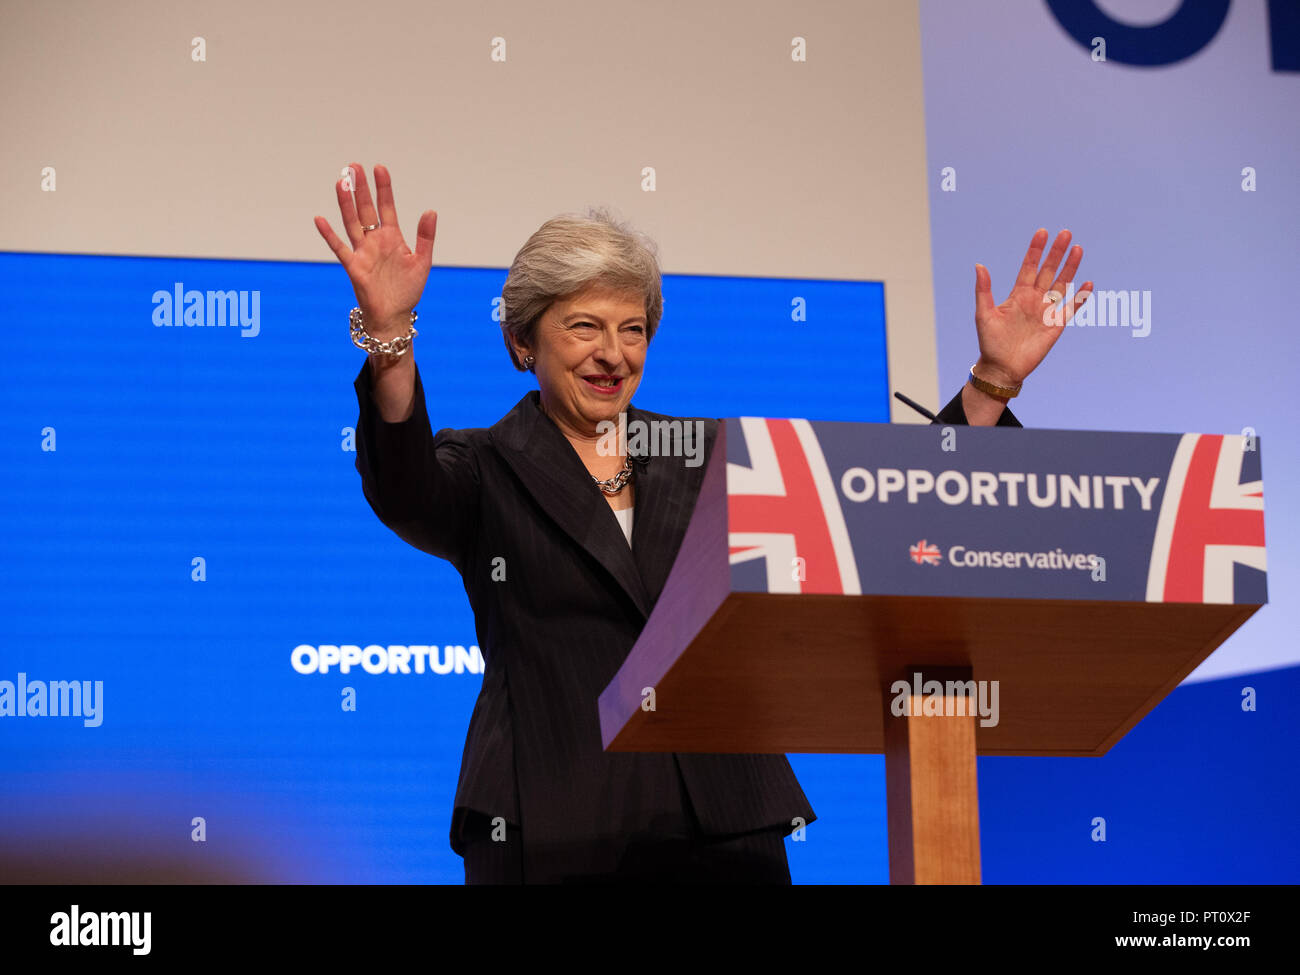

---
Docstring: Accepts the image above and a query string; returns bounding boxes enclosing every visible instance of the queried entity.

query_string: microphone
[893,391,937,421]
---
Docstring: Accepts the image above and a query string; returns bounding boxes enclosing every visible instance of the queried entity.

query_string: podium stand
[598,417,1267,884]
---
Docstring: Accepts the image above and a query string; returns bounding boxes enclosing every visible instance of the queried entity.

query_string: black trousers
[460,757,793,884]
[460,810,792,884]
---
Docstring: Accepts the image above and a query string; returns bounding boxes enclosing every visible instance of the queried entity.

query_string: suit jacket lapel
[492,391,653,619]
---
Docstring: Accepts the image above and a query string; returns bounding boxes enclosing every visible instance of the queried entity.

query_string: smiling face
[514,283,649,441]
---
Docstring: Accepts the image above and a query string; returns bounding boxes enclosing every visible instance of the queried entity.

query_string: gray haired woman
[314,163,1091,883]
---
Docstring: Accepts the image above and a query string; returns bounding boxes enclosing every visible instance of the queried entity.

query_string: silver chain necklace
[592,456,634,495]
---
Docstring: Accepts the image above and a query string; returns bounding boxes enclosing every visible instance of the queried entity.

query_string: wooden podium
[598,417,1267,884]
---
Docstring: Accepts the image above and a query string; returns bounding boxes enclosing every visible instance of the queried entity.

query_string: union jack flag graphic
[909,539,941,565]
[1146,433,1266,603]
[727,417,861,594]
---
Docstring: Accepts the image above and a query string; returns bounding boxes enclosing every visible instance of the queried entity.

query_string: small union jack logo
[910,539,941,565]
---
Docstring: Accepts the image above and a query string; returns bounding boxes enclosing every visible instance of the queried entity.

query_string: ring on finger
[361,223,379,232]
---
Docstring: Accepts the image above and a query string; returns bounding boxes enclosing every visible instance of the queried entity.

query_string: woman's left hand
[971,228,1093,387]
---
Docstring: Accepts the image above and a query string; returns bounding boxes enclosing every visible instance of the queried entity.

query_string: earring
[523,354,535,371]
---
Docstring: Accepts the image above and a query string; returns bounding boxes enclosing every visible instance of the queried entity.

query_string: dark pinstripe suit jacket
[353,359,1018,879]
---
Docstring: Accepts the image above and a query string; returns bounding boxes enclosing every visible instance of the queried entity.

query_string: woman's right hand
[314,162,438,338]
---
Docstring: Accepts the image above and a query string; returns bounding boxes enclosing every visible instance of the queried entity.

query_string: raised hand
[314,162,438,338]
[972,228,1093,387]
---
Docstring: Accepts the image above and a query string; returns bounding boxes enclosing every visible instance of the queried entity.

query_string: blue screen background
[0,251,1291,883]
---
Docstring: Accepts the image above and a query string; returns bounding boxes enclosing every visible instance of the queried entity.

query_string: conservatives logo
[910,540,1098,571]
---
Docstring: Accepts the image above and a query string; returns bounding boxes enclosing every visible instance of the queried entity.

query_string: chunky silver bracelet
[349,306,418,357]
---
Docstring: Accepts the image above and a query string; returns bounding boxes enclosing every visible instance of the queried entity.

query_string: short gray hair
[500,205,663,371]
